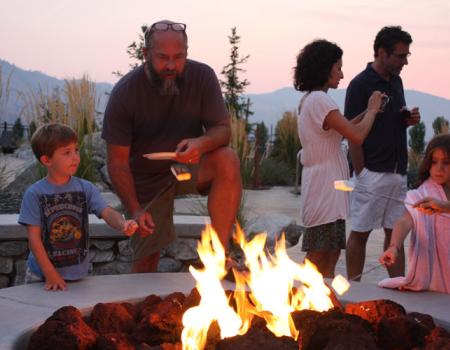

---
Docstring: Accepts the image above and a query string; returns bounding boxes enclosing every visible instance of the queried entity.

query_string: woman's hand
[367,90,384,113]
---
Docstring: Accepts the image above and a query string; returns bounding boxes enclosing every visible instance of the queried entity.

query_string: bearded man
[102,20,242,272]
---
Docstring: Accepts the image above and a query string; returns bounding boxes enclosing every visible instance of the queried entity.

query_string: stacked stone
[0,241,28,288]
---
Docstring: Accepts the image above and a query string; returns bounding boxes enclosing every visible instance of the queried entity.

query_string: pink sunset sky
[1,0,449,98]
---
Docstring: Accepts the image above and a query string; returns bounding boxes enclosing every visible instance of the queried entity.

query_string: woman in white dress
[294,40,384,278]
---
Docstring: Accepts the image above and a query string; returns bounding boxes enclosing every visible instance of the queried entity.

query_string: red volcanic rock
[377,315,430,350]
[216,321,298,350]
[133,295,185,345]
[345,299,406,327]
[28,306,97,350]
[95,333,135,350]
[89,302,135,334]
[136,294,163,320]
[142,343,182,350]
[28,296,449,350]
[181,288,201,313]
[407,312,436,332]
[293,308,377,350]
[424,327,450,349]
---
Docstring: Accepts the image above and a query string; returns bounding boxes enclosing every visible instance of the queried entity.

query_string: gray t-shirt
[19,177,108,280]
[101,60,228,203]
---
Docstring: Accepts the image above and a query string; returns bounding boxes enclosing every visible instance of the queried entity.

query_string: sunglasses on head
[150,22,186,32]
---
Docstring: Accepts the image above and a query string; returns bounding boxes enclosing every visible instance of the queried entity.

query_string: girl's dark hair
[418,134,450,185]
[293,39,343,92]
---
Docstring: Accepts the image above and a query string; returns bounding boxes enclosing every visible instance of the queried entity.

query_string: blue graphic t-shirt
[18,177,108,280]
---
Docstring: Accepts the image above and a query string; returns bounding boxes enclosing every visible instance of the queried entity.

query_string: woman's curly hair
[293,39,343,92]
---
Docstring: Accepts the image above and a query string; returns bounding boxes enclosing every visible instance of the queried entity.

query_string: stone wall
[0,235,205,288]
[0,213,302,289]
[0,217,206,289]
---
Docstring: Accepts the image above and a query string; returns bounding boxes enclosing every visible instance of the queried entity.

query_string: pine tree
[432,116,449,135]
[408,121,425,154]
[407,121,425,189]
[12,117,24,143]
[113,25,147,77]
[220,27,251,120]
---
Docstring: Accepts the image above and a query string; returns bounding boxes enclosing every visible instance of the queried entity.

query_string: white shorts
[350,168,407,232]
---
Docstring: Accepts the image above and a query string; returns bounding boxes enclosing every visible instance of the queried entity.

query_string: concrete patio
[1,273,449,350]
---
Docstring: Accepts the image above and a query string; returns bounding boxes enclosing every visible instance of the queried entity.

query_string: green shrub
[260,158,294,186]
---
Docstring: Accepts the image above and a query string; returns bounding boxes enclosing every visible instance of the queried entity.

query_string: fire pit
[1,226,449,349]
[1,273,449,350]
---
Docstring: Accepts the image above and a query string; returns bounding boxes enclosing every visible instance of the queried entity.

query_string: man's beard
[147,62,183,96]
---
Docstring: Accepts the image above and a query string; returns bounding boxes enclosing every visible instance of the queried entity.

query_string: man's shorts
[130,165,204,261]
[349,168,407,232]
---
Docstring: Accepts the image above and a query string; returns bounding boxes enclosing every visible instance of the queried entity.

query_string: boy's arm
[27,225,66,291]
[379,212,413,266]
[101,207,138,236]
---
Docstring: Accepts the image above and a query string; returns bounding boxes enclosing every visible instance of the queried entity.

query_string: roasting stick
[334,180,415,206]
[334,180,450,218]
[349,264,385,282]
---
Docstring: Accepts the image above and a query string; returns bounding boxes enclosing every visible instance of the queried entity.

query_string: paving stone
[0,241,28,256]
[90,249,115,263]
[116,254,133,263]
[158,257,183,272]
[92,262,117,275]
[164,238,199,261]
[0,257,13,274]
[90,240,115,251]
[116,262,132,274]
[118,239,132,256]
[0,274,10,288]
[13,260,27,286]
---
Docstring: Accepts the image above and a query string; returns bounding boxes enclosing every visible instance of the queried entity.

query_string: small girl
[379,134,450,294]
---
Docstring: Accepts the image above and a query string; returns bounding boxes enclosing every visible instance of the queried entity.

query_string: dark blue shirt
[344,63,408,175]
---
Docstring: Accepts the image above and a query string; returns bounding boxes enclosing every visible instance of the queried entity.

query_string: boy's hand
[123,220,139,236]
[44,271,67,291]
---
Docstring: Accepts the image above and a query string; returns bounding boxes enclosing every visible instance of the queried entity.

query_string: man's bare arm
[200,118,231,151]
[175,118,231,162]
[107,144,141,216]
[107,144,154,235]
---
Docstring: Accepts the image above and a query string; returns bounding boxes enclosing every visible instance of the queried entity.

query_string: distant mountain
[0,59,113,125]
[1,59,449,140]
[245,88,450,140]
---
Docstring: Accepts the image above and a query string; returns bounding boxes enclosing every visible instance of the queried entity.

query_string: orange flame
[181,224,349,350]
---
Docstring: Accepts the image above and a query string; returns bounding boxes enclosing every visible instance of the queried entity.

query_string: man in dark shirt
[344,26,421,281]
[102,20,242,273]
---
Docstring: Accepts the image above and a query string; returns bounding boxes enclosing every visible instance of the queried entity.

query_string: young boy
[19,123,139,291]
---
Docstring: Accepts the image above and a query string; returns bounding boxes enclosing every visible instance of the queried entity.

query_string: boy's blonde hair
[31,123,78,162]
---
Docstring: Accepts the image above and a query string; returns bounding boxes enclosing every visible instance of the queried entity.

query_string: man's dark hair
[418,134,450,185]
[31,123,78,162]
[294,39,343,92]
[373,26,412,57]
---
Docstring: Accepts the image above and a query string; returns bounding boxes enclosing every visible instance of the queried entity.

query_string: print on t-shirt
[39,191,89,268]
